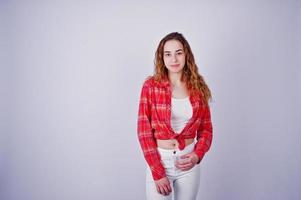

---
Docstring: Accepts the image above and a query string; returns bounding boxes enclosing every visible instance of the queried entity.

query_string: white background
[1,0,300,199]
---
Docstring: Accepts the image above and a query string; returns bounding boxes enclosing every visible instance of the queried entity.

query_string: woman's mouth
[170,64,180,67]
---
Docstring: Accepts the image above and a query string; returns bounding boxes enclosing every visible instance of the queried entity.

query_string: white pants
[146,142,201,200]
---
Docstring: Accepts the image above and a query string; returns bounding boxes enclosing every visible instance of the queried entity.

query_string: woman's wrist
[191,152,200,164]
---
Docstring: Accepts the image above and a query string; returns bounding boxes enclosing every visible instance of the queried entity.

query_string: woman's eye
[177,52,183,55]
[165,54,170,57]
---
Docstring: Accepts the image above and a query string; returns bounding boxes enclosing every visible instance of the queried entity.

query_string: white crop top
[171,96,193,134]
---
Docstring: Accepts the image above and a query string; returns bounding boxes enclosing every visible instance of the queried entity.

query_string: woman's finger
[163,184,171,195]
[158,185,166,195]
[156,185,161,194]
[176,162,195,170]
[177,160,194,167]
[158,183,169,195]
[179,162,193,168]
[182,167,192,171]
[166,183,172,193]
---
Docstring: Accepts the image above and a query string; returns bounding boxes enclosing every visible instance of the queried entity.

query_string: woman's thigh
[173,164,201,200]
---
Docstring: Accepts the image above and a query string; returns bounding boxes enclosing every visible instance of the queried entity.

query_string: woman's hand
[154,177,172,196]
[175,152,199,171]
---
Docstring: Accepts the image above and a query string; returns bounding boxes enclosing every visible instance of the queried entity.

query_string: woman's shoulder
[141,75,167,90]
[142,75,155,87]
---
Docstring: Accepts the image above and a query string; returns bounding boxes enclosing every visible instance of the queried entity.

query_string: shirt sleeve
[137,80,166,180]
[193,103,213,164]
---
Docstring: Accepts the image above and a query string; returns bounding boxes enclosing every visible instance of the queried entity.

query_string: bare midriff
[156,138,195,150]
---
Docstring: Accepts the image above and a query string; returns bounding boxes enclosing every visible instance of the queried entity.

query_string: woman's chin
[166,66,184,73]
[168,69,183,74]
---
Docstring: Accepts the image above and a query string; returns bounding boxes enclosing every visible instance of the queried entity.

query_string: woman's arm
[193,103,213,164]
[137,80,166,180]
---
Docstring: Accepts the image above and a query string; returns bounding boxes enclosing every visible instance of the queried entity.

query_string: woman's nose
[172,54,177,62]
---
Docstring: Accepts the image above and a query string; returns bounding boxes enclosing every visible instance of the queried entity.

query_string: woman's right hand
[155,177,172,196]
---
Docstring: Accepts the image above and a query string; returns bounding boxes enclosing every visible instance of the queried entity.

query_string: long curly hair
[153,32,212,104]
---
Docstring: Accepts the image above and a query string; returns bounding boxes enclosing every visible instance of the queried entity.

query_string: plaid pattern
[137,76,213,181]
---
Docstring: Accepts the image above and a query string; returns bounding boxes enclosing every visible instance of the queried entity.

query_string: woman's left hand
[175,152,199,171]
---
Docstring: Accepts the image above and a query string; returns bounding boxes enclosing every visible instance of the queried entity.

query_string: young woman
[137,32,213,200]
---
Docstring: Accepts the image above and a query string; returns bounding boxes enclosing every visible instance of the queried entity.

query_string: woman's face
[163,39,186,75]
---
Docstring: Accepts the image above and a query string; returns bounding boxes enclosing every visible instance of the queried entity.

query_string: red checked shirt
[137,76,213,181]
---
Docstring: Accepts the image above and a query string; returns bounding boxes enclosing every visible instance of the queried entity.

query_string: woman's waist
[156,138,195,150]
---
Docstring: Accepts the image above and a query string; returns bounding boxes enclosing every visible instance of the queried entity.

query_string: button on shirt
[137,76,213,181]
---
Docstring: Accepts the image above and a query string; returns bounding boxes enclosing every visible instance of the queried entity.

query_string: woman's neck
[168,72,183,87]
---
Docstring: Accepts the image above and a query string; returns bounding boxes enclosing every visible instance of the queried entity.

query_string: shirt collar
[161,76,170,88]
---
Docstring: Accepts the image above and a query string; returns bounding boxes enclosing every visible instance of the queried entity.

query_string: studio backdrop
[1,0,300,200]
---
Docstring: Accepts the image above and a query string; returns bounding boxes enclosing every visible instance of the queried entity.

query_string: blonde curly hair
[153,32,212,104]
